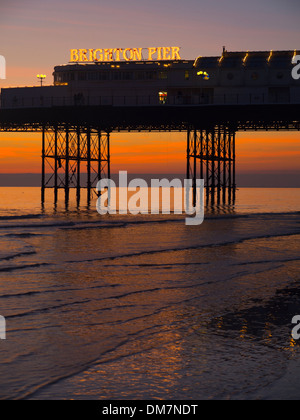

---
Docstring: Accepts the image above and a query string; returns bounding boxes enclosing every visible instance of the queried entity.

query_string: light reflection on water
[0,187,299,399]
[0,187,299,217]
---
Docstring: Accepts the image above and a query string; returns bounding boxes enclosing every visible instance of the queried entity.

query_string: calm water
[0,187,299,400]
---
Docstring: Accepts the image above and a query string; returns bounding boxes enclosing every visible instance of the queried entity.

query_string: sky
[0,0,299,183]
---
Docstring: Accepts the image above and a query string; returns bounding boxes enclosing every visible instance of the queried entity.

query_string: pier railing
[0,92,297,109]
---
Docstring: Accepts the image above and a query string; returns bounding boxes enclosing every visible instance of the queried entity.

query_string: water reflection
[210,281,300,351]
[1,186,299,399]
[41,186,237,217]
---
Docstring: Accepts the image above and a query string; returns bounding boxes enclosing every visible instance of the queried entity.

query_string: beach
[0,187,299,400]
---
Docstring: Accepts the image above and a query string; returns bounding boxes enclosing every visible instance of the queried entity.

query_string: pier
[0,48,299,204]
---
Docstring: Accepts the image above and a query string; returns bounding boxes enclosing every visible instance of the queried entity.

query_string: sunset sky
[0,0,299,183]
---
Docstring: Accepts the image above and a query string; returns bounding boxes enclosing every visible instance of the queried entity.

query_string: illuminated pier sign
[70,47,181,63]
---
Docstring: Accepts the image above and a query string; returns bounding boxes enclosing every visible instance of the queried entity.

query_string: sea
[0,186,299,400]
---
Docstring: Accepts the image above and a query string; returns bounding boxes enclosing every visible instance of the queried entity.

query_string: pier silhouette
[0,49,299,205]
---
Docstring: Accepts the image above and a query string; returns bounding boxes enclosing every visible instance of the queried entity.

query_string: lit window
[159,71,168,79]
[159,91,168,104]
[185,70,190,80]
[197,70,210,80]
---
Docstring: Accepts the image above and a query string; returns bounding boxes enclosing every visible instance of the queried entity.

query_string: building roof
[194,49,299,70]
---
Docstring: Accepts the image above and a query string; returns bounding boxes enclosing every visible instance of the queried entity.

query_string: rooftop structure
[1,49,299,108]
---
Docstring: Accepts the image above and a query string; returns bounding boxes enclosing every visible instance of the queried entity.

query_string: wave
[0,222,76,230]
[0,214,43,221]
[65,231,300,265]
[0,283,121,299]
[0,250,36,261]
[100,261,210,268]
[0,262,49,273]
[17,336,131,401]
[5,298,91,320]
[3,233,46,238]
[232,256,300,266]
[0,210,298,234]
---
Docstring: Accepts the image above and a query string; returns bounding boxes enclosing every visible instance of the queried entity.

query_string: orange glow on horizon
[0,131,299,175]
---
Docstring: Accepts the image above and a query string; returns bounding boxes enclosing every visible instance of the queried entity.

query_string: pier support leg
[41,126,45,205]
[187,125,236,204]
[41,125,111,205]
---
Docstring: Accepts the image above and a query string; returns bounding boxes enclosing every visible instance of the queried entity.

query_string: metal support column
[41,125,111,204]
[41,126,45,204]
[86,126,91,203]
[65,125,70,204]
[76,126,81,205]
[187,125,236,203]
[54,126,58,204]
